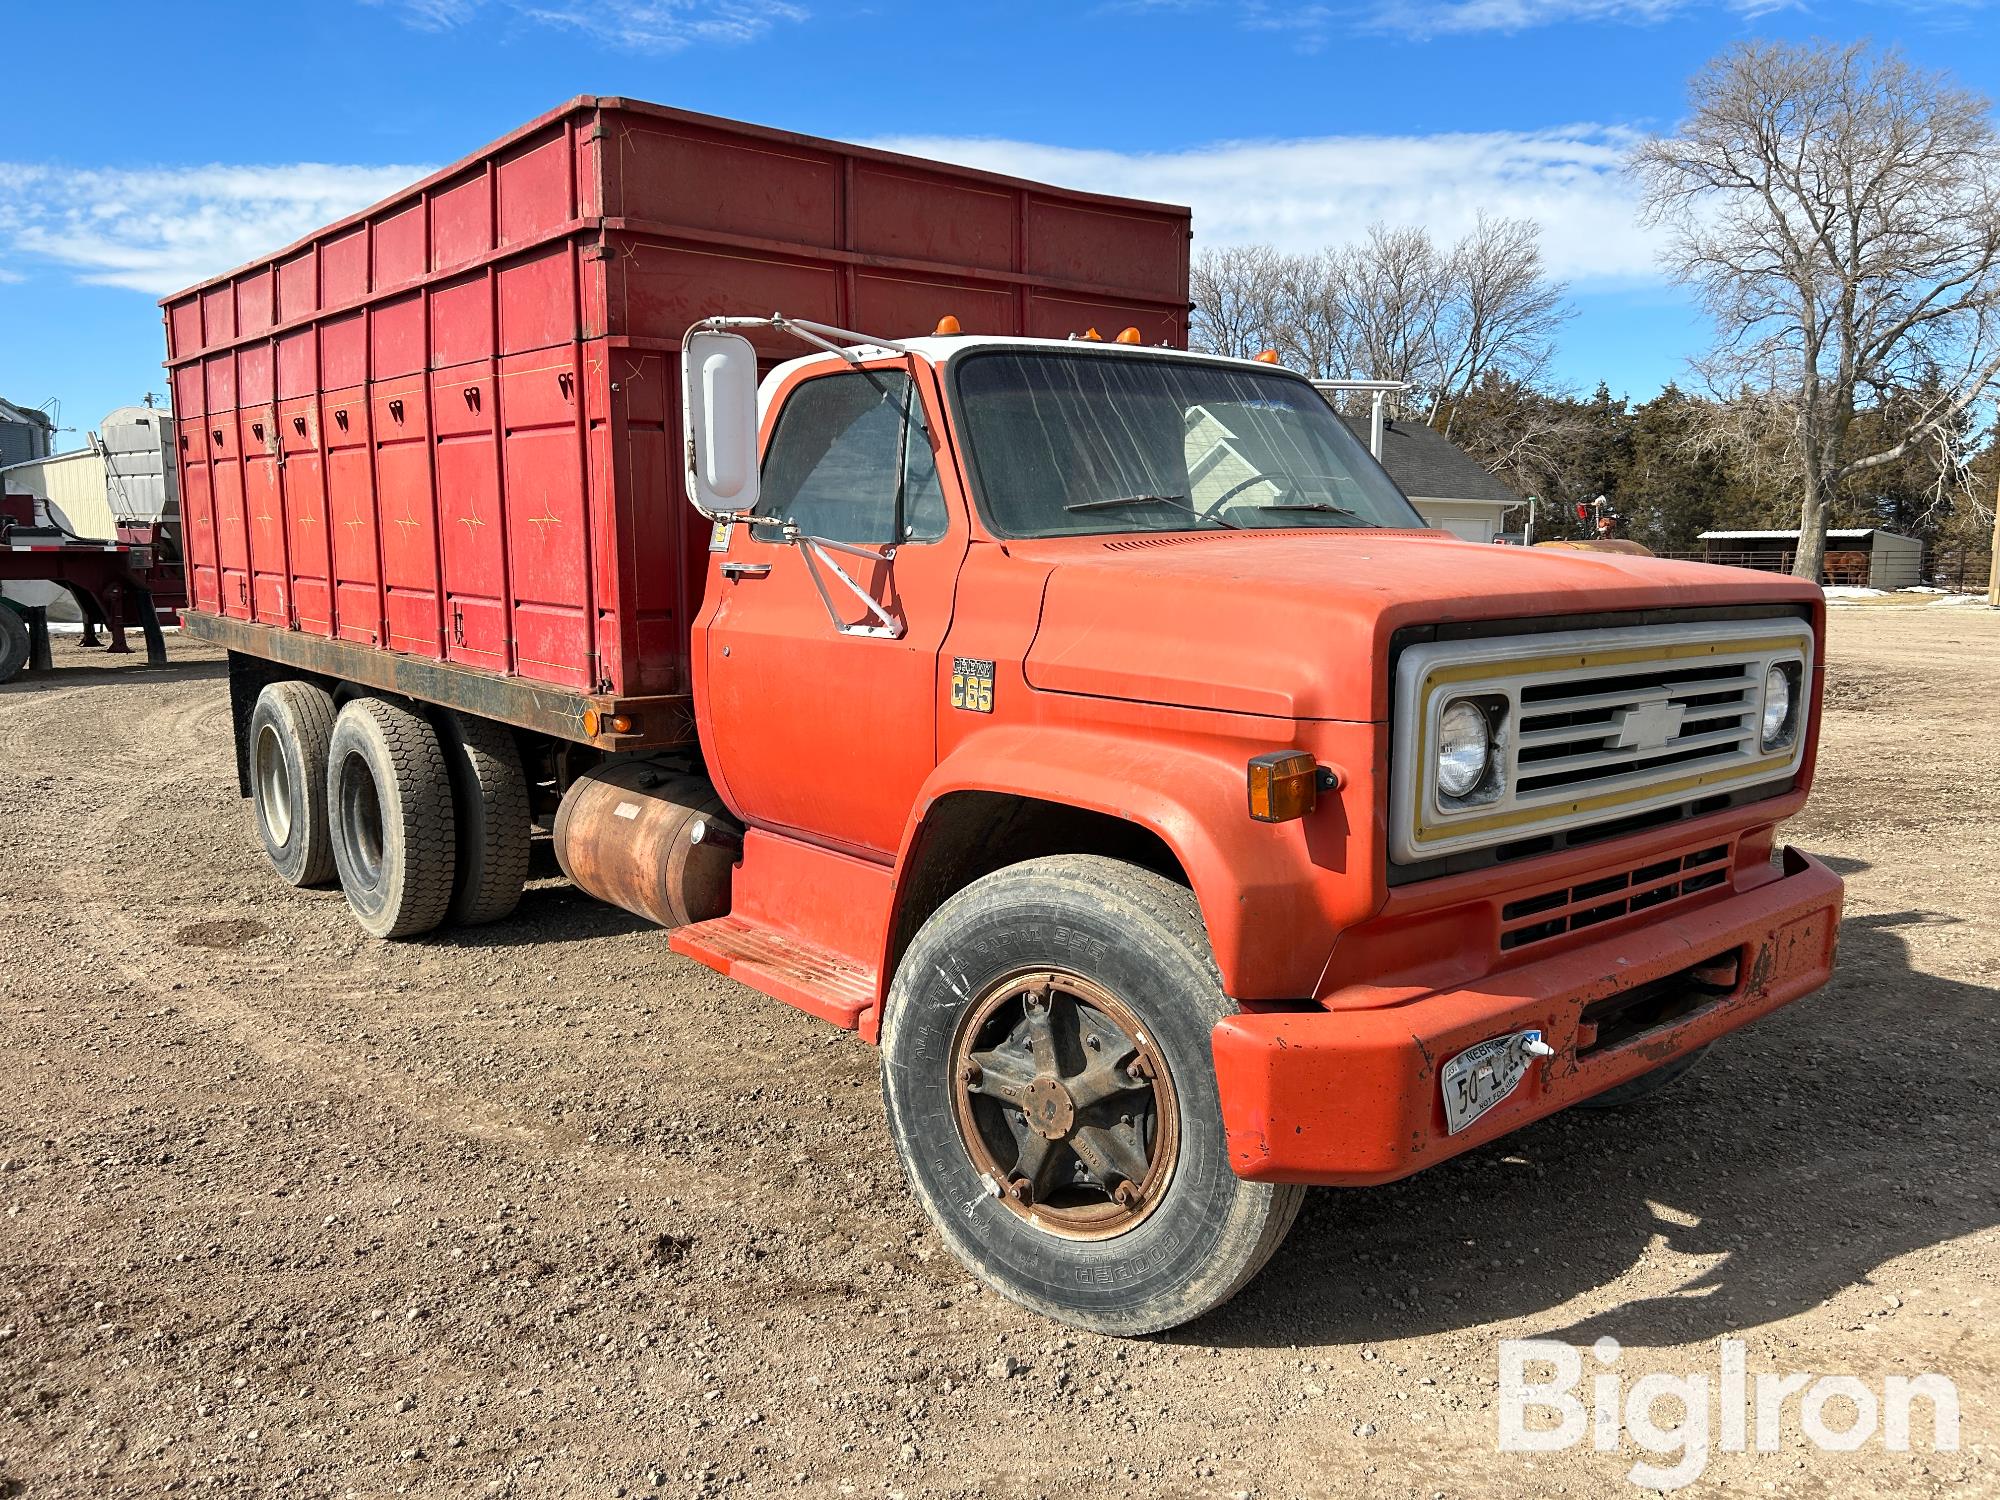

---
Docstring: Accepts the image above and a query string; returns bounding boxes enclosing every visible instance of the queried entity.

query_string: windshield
[950,350,1424,538]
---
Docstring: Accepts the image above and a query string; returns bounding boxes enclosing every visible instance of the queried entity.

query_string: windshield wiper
[1254,500,1371,523]
[1063,492,1239,530]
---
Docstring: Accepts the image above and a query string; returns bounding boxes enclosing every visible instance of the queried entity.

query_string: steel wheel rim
[338,754,385,888]
[948,969,1179,1241]
[255,723,293,846]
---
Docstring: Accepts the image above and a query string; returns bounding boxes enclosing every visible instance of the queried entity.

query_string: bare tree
[1334,224,1448,401]
[1189,244,1286,360]
[1636,40,2000,580]
[1431,214,1569,427]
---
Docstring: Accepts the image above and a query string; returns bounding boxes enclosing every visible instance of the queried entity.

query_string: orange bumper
[1211,847,1843,1185]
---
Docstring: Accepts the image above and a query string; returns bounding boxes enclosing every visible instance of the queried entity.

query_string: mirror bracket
[783,523,905,640]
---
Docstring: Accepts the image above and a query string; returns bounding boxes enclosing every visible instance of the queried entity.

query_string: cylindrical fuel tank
[553,760,737,928]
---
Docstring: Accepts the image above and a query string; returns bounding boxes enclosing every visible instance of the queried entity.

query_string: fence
[1655,545,1993,593]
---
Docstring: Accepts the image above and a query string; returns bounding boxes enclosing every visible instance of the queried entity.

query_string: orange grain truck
[172,98,1842,1333]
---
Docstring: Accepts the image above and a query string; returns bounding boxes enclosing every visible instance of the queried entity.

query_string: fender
[887,722,1355,1002]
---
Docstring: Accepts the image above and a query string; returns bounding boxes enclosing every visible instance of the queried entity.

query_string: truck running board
[670,915,877,1031]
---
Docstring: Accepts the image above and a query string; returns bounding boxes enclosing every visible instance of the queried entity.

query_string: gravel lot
[2,605,1995,1498]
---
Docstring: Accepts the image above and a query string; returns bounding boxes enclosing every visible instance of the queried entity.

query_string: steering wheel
[1197,471,1286,523]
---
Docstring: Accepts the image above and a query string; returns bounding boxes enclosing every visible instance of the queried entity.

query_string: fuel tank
[553,760,736,928]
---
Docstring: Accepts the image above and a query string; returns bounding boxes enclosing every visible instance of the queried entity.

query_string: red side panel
[236,342,287,626]
[371,289,441,658]
[323,380,380,646]
[205,353,249,620]
[173,361,219,614]
[498,343,590,688]
[276,327,331,635]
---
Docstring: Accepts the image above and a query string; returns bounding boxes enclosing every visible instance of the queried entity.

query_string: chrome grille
[1512,660,1762,800]
[1391,619,1813,864]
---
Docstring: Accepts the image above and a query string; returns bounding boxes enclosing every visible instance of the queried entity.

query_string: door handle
[721,562,772,579]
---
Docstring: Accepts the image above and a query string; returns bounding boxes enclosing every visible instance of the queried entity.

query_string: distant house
[1338,414,1522,542]
[1697,528,1923,589]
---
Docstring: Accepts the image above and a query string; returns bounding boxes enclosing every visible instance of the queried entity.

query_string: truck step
[670,915,876,1031]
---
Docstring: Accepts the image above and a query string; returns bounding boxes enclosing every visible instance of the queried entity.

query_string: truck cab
[656,320,1843,1332]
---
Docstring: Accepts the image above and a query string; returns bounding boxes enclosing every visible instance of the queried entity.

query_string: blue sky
[2,0,1994,445]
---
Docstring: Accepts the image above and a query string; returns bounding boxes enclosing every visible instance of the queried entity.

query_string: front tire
[880,854,1303,1336]
[326,696,456,939]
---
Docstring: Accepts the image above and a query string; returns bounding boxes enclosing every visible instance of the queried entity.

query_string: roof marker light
[1115,326,1143,344]
[934,314,962,336]
[1080,327,1103,342]
[1254,349,1280,364]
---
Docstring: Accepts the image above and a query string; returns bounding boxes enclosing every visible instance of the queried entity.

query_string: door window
[756,371,947,544]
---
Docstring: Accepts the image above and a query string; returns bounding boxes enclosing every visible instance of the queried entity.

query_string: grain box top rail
[160,95,1194,368]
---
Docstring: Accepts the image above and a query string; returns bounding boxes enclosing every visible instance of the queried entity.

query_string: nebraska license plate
[1441,1029,1547,1135]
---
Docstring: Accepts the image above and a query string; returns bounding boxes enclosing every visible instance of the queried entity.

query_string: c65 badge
[950,656,995,714]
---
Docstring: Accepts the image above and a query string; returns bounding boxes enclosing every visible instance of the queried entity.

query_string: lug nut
[959,1062,982,1088]
[1007,1178,1033,1204]
[1113,1181,1142,1207]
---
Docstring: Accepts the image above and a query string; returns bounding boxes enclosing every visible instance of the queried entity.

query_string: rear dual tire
[249,680,339,887]
[325,697,458,940]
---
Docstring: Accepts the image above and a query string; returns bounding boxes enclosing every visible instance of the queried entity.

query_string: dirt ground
[1,605,1995,1499]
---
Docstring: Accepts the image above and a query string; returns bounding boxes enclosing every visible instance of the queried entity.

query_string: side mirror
[681,329,761,518]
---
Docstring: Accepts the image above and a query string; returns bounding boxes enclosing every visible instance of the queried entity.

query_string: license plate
[1441,1029,1546,1135]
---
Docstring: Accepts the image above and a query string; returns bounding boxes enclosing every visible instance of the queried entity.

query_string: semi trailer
[168,97,1843,1334]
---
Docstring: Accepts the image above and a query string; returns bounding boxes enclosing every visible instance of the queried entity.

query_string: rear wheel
[881,854,1304,1336]
[439,711,530,926]
[326,697,456,939]
[0,605,30,684]
[248,679,338,887]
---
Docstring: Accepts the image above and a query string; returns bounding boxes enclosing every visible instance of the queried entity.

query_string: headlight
[1761,665,1795,749]
[1437,699,1492,799]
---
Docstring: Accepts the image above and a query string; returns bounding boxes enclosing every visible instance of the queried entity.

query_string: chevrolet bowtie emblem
[1611,697,1688,752]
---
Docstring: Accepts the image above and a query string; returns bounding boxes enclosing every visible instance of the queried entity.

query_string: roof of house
[1339,413,1520,507]
[1698,528,1911,542]
[0,397,54,429]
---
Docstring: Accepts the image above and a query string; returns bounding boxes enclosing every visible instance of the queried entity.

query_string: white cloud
[1357,0,1794,35]
[869,127,1664,284]
[0,124,1665,301]
[0,162,432,295]
[365,0,806,50]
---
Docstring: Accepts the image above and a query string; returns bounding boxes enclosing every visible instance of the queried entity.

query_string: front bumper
[1211,846,1843,1185]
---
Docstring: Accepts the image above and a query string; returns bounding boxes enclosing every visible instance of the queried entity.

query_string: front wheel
[880,855,1303,1336]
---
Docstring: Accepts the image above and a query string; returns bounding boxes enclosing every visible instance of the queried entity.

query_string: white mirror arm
[784,525,904,640]
[692,313,912,364]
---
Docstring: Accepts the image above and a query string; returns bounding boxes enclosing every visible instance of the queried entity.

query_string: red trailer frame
[166,96,1192,749]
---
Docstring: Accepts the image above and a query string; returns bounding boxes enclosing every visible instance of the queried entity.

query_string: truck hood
[1017,529,1822,722]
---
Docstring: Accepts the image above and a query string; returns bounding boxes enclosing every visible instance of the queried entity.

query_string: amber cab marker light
[1247,750,1321,823]
[934,314,963,335]
[1115,326,1143,344]
[1080,326,1104,341]
[1253,349,1281,364]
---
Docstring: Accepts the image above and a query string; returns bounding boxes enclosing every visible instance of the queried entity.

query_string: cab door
[696,361,967,857]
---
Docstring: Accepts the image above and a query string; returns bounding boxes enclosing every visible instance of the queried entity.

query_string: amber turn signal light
[583,709,635,738]
[1247,750,1322,823]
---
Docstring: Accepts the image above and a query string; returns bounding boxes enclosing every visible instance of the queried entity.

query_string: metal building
[0,396,55,470]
